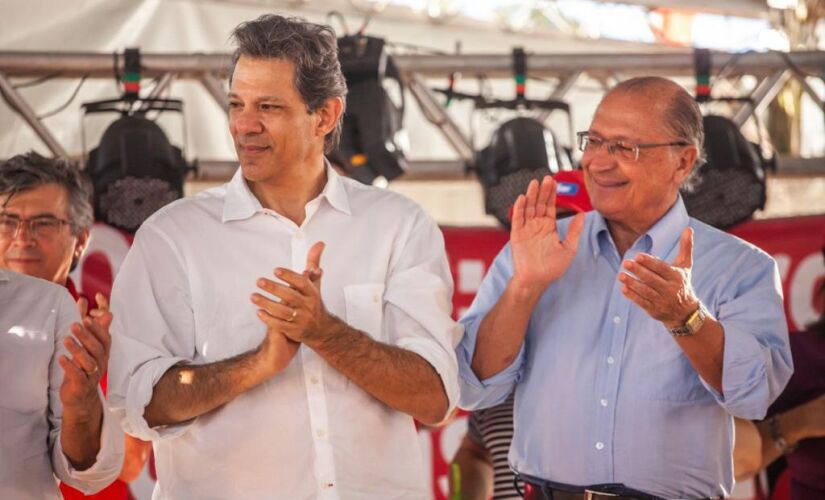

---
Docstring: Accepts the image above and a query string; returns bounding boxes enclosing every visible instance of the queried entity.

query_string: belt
[517,474,666,500]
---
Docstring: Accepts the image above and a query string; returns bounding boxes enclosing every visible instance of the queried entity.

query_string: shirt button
[595,442,605,450]
[612,315,621,324]
[309,376,319,384]
[607,356,615,365]
[321,482,334,489]
[600,399,608,407]
[316,429,326,438]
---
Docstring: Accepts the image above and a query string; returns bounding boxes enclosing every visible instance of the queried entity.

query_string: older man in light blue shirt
[457,77,792,499]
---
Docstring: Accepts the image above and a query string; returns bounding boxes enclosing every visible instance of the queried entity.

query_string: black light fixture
[446,48,575,228]
[332,33,407,184]
[681,113,768,229]
[476,114,572,228]
[82,48,192,233]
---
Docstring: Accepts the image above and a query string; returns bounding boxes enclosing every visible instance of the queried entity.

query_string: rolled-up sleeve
[108,223,197,441]
[711,249,793,419]
[383,210,462,418]
[457,243,525,410]
[49,292,124,494]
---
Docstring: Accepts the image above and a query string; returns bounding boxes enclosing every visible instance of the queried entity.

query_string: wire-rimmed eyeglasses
[576,131,690,161]
[0,214,71,239]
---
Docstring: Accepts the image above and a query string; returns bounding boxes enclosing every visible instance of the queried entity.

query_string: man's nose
[582,146,615,172]
[231,110,264,136]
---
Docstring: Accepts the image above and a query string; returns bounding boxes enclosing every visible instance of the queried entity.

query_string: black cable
[326,10,350,35]
[12,72,61,89]
[37,75,87,119]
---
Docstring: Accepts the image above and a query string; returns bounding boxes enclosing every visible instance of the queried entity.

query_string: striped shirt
[466,393,522,499]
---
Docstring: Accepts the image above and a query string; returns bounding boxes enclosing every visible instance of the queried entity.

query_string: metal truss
[1,49,823,176]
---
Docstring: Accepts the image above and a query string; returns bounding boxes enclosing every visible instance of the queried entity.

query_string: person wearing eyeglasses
[456,76,792,500]
[0,152,126,499]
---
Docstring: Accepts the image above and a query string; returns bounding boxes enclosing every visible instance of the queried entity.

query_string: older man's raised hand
[510,175,585,293]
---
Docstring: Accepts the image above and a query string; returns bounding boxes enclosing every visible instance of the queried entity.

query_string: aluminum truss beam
[1,49,823,173]
[1,50,824,79]
[0,72,68,156]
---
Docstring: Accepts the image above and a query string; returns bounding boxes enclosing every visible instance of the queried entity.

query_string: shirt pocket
[0,327,52,413]
[343,283,385,343]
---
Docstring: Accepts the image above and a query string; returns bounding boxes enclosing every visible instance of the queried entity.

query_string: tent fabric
[0,0,677,162]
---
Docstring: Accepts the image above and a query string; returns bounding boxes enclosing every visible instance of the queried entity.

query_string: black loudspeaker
[476,116,567,228]
[681,115,767,229]
[86,115,187,232]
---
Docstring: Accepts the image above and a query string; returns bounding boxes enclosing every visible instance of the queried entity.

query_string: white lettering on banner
[774,254,791,283]
[458,259,486,294]
[789,252,825,329]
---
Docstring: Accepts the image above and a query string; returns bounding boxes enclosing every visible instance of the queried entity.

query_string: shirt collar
[588,196,690,261]
[0,268,8,282]
[222,159,352,223]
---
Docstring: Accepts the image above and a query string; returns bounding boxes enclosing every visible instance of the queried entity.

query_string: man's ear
[315,96,344,140]
[674,145,699,184]
[74,228,90,260]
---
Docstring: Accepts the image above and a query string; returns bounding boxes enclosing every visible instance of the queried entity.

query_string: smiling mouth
[240,145,270,154]
[591,177,628,188]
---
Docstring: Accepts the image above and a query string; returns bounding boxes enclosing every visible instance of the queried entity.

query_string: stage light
[84,113,189,233]
[333,34,408,185]
[476,116,572,228]
[681,114,768,229]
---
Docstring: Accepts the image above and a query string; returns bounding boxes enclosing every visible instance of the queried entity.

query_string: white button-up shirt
[0,269,123,499]
[108,167,461,499]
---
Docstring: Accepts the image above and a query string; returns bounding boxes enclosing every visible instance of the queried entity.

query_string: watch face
[685,307,706,335]
[670,306,705,336]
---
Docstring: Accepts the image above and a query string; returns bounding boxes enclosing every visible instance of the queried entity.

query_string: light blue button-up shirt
[457,198,793,499]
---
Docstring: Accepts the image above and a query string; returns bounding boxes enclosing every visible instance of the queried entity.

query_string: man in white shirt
[108,14,460,499]
[0,268,123,499]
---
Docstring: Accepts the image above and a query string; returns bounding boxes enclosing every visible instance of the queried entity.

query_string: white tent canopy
[0,0,684,165]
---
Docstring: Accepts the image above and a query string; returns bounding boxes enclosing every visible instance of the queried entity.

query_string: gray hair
[607,77,706,186]
[0,151,94,234]
[230,14,348,154]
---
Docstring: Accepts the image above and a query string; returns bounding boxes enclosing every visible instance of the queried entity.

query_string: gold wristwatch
[668,304,706,337]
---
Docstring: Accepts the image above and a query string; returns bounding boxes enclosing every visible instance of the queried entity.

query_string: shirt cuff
[396,336,460,418]
[124,356,197,441]
[54,390,124,494]
[717,323,771,419]
[456,317,524,409]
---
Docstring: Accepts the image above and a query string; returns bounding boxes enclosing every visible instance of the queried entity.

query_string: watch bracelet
[768,414,798,455]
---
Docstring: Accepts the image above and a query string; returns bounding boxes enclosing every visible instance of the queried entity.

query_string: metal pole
[536,71,581,123]
[0,72,68,156]
[733,70,791,127]
[407,73,475,163]
[2,50,824,79]
[790,73,825,114]
[199,72,229,111]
